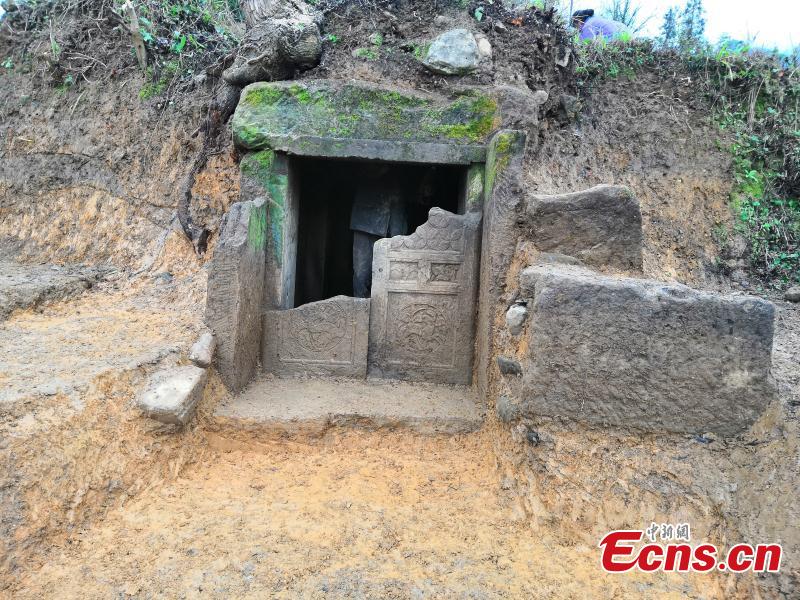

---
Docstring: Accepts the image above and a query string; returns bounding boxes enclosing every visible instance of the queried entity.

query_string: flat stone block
[137,366,208,425]
[210,376,483,439]
[263,296,370,378]
[517,265,776,436]
[525,185,642,270]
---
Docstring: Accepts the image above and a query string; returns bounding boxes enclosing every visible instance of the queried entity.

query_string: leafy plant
[602,0,651,34]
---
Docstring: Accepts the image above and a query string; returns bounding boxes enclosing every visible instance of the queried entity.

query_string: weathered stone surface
[189,331,215,369]
[785,286,800,302]
[369,208,482,385]
[525,185,643,270]
[475,130,527,399]
[422,29,480,75]
[505,303,528,335]
[492,86,547,139]
[497,356,522,376]
[495,395,521,423]
[212,376,483,438]
[232,80,499,163]
[239,151,295,310]
[206,200,267,393]
[263,296,370,378]
[137,366,207,425]
[518,265,776,435]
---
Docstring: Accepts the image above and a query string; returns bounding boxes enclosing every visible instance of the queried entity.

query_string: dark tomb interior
[292,157,466,307]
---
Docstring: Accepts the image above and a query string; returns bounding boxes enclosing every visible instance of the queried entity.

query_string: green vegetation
[55,73,75,95]
[241,150,289,261]
[132,0,241,99]
[139,60,180,100]
[602,0,651,33]
[235,82,500,147]
[353,47,378,61]
[430,95,499,142]
[575,2,799,286]
[484,131,521,197]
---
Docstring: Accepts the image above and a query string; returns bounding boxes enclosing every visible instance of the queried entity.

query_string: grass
[576,38,800,287]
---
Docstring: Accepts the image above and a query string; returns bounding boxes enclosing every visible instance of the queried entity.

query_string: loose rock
[422,29,480,75]
[137,365,208,426]
[497,356,522,376]
[785,286,800,302]
[189,331,216,368]
[496,395,521,423]
[475,34,492,58]
[505,303,528,335]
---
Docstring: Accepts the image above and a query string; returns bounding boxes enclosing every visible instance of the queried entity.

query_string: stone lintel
[259,135,486,165]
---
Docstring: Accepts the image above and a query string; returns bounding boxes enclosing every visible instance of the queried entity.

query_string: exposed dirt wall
[528,70,735,286]
[0,70,238,268]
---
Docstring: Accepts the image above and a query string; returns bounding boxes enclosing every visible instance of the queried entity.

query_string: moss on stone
[484,131,522,198]
[233,81,502,150]
[247,201,267,251]
[240,150,288,264]
[465,164,485,211]
[242,86,284,108]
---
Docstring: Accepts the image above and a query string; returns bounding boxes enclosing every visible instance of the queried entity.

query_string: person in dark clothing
[350,170,408,298]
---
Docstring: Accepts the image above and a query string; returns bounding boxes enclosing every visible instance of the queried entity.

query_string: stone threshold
[209,375,484,441]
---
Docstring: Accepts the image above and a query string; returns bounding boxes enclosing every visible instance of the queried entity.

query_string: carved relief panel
[263,295,370,378]
[368,208,482,385]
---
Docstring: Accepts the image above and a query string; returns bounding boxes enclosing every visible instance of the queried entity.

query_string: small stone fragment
[496,395,521,423]
[526,429,540,446]
[153,271,173,285]
[189,331,216,368]
[137,366,207,426]
[475,34,492,58]
[785,286,800,303]
[422,29,480,75]
[497,356,522,376]
[505,303,528,335]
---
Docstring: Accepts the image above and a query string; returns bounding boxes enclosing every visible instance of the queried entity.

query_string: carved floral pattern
[285,299,347,354]
[392,302,451,357]
[430,263,460,282]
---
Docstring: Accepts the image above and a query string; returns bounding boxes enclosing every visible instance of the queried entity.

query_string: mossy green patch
[240,150,288,264]
[465,164,485,211]
[484,131,521,198]
[233,81,501,149]
[247,201,267,251]
[242,86,284,107]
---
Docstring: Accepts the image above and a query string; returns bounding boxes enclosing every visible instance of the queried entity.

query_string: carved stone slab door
[368,208,482,385]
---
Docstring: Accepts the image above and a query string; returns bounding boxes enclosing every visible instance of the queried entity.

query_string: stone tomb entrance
[263,155,481,385]
[291,158,464,306]
[207,79,526,398]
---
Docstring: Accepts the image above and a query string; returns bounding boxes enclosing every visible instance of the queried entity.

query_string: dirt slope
[13,430,722,599]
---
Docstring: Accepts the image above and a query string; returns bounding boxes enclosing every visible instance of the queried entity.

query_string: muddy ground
[0,251,796,597]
